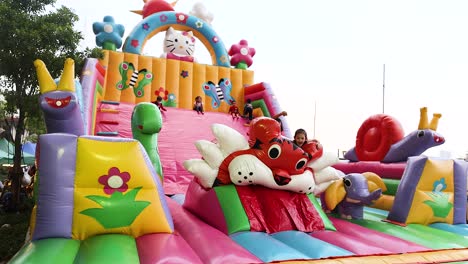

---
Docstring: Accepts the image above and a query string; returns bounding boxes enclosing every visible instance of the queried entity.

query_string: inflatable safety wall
[98,50,253,113]
[31,134,173,241]
[387,156,468,225]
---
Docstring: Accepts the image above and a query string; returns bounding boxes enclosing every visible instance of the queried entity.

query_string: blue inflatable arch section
[123,11,230,67]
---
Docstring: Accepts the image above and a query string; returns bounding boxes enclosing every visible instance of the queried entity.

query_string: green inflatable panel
[74,234,139,264]
[215,185,250,234]
[251,99,271,117]
[307,194,336,231]
[9,238,80,264]
[382,178,400,195]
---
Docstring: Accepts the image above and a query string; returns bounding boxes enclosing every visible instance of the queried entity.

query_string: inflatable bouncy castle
[10,1,468,263]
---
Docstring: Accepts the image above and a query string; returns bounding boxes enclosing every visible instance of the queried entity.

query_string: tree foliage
[0,0,100,208]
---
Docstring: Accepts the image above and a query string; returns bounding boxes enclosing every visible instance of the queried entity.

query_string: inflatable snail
[344,107,445,163]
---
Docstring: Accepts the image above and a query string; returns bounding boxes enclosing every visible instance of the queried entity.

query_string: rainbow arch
[123,11,230,67]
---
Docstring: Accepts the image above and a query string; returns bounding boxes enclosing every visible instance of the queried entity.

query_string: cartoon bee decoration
[202,78,235,108]
[116,62,153,97]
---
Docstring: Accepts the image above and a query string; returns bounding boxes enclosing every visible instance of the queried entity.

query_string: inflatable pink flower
[228,40,256,70]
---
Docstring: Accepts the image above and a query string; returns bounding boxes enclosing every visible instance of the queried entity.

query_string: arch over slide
[123,11,230,67]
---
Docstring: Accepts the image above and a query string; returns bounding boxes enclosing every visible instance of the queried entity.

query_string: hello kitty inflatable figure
[161,26,196,62]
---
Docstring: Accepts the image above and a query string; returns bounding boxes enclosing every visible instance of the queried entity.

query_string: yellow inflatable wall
[99,50,254,113]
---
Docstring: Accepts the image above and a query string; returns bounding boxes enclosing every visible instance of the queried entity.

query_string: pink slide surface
[158,109,250,194]
[95,104,250,195]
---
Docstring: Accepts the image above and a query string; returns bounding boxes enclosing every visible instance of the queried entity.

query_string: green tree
[0,0,100,209]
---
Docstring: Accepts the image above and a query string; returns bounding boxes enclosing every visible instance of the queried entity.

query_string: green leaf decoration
[123,187,141,200]
[85,195,113,206]
[80,187,150,229]
[423,192,453,218]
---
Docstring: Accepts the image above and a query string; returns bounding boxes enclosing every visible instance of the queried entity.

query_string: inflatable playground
[9,1,468,263]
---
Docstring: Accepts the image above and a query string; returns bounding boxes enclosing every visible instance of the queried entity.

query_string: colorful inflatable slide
[10,1,468,263]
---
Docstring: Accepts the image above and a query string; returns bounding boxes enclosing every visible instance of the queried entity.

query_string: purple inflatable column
[452,159,468,224]
[386,156,427,224]
[33,133,78,240]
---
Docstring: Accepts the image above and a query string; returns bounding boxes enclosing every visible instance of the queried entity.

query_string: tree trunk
[11,109,26,210]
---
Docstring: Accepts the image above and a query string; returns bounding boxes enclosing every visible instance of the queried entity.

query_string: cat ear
[166,26,175,35]
[187,31,196,43]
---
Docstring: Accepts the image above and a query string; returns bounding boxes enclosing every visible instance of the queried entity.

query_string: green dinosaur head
[131,102,162,135]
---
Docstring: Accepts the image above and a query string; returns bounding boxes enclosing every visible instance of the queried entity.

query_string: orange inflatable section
[99,51,254,110]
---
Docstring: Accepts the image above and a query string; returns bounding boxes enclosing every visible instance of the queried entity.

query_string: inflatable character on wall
[324,172,385,219]
[161,26,196,62]
[202,78,235,109]
[184,117,340,194]
[34,58,84,136]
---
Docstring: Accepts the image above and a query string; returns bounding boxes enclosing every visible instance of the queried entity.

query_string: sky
[56,0,468,159]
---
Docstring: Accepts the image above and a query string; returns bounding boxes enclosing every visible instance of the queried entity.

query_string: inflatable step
[96,131,119,136]
[101,100,120,105]
[98,108,120,114]
[95,62,107,76]
[99,120,119,125]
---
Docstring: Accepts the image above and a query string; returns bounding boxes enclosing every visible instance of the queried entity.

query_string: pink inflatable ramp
[136,233,203,264]
[167,198,262,264]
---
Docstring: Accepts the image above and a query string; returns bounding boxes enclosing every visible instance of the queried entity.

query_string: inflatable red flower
[155,87,169,100]
[98,167,131,195]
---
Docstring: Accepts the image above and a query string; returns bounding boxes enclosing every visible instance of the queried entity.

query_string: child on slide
[229,101,241,120]
[243,99,253,124]
[293,128,323,161]
[153,96,167,112]
[193,96,204,115]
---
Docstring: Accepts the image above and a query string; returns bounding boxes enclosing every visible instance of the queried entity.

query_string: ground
[0,166,33,263]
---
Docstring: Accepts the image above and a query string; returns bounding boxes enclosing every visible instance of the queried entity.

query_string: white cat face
[163,27,196,56]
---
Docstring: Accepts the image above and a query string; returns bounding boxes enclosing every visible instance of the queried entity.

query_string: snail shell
[355,114,404,161]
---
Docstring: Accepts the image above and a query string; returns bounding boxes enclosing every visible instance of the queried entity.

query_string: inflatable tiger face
[184,119,341,194]
[217,117,312,186]
[250,135,310,185]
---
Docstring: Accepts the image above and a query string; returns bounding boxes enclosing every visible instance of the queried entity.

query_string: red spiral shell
[355,114,404,161]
